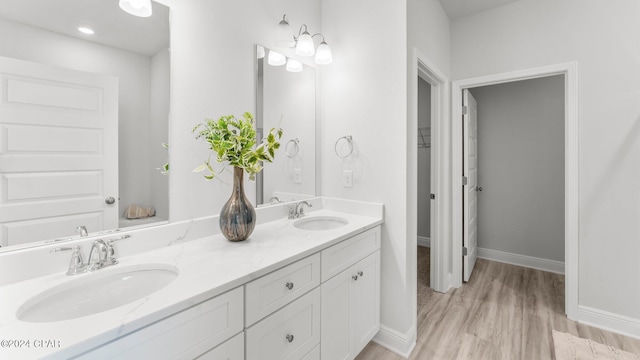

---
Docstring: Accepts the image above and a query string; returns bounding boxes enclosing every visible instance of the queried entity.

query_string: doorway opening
[450,63,579,319]
[417,76,432,312]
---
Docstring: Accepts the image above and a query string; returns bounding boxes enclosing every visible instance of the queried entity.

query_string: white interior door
[0,56,118,247]
[463,89,478,282]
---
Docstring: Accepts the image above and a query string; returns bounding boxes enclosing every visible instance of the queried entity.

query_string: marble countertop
[0,206,382,359]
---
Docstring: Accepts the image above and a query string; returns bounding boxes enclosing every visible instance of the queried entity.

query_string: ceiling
[0,0,169,57]
[438,0,522,19]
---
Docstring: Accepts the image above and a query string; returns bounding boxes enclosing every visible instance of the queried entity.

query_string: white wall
[319,0,450,352]
[166,0,321,221]
[320,0,409,344]
[0,18,160,220]
[417,78,431,240]
[470,76,564,262]
[451,0,640,325]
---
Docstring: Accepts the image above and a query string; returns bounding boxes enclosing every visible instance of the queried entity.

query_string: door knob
[105,197,116,205]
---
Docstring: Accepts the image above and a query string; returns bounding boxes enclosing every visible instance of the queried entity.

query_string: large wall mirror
[0,0,170,251]
[255,45,316,206]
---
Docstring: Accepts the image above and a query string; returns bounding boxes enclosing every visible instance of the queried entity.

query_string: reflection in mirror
[0,0,170,251]
[255,45,316,206]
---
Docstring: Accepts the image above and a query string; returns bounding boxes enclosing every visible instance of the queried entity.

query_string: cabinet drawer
[195,332,244,360]
[321,226,380,282]
[246,287,321,360]
[79,287,244,360]
[245,253,320,326]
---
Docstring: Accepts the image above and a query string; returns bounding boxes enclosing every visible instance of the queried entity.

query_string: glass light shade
[119,0,152,17]
[315,41,333,64]
[286,59,303,72]
[268,50,286,66]
[296,31,315,56]
[256,45,265,59]
[276,19,295,47]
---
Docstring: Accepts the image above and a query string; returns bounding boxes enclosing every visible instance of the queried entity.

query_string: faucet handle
[75,225,88,237]
[67,246,86,275]
[51,246,86,275]
[288,205,296,220]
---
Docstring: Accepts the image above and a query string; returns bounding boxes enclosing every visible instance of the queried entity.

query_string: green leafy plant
[193,112,282,181]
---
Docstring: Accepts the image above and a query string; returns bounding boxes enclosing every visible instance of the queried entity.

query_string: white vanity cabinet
[320,227,381,360]
[71,226,380,360]
[76,286,244,360]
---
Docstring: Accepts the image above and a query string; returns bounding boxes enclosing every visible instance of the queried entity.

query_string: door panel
[463,89,478,282]
[353,251,380,355]
[0,56,118,247]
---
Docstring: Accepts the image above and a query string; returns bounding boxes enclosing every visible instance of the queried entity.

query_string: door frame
[408,48,450,327]
[450,62,579,320]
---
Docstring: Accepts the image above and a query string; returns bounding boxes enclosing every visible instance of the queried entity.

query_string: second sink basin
[17,264,178,323]
[294,216,348,231]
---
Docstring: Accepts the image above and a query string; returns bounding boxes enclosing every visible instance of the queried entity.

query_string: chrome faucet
[289,200,312,219]
[87,239,109,271]
[75,225,88,237]
[52,235,128,275]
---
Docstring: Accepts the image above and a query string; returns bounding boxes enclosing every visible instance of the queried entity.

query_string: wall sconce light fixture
[119,0,153,17]
[277,14,333,65]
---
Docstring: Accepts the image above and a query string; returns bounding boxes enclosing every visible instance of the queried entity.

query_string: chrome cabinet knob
[352,275,358,281]
[358,271,364,277]
[286,334,294,343]
[105,197,116,205]
[285,282,294,290]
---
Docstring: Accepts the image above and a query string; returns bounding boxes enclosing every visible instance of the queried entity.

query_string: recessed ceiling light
[78,27,94,35]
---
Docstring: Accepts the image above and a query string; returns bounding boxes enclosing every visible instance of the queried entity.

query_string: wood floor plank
[356,248,640,359]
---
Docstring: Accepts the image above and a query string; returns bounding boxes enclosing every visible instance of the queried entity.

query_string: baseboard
[578,306,640,340]
[477,247,564,274]
[373,324,416,358]
[417,236,430,248]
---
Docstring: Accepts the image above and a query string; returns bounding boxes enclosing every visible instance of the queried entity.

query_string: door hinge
[462,176,468,186]
[462,105,468,115]
[463,246,468,256]
[430,193,435,200]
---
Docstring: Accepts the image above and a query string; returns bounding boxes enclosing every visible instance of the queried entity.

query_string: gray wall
[417,78,431,240]
[470,75,564,262]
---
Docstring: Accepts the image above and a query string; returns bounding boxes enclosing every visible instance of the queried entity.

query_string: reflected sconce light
[119,0,153,17]
[277,14,333,65]
[286,58,303,72]
[268,50,286,66]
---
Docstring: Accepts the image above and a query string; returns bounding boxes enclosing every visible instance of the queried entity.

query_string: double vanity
[0,197,383,360]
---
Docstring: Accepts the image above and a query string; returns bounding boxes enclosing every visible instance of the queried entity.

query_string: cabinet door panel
[353,251,380,355]
[321,270,353,360]
[321,227,380,282]
[79,287,244,360]
[246,253,320,326]
[246,287,320,360]
[195,332,244,360]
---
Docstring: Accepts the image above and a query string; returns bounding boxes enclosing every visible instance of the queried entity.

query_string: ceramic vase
[219,167,256,241]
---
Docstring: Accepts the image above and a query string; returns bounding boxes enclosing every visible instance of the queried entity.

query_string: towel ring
[334,135,353,158]
[285,138,300,158]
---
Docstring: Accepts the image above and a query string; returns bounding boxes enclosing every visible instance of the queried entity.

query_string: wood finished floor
[356,247,640,359]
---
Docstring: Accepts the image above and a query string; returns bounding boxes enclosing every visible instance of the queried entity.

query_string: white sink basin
[17,264,178,323]
[294,216,348,231]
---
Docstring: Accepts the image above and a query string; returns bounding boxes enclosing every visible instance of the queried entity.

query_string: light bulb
[315,41,333,64]
[268,50,286,66]
[286,59,303,72]
[119,0,152,17]
[296,31,315,56]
